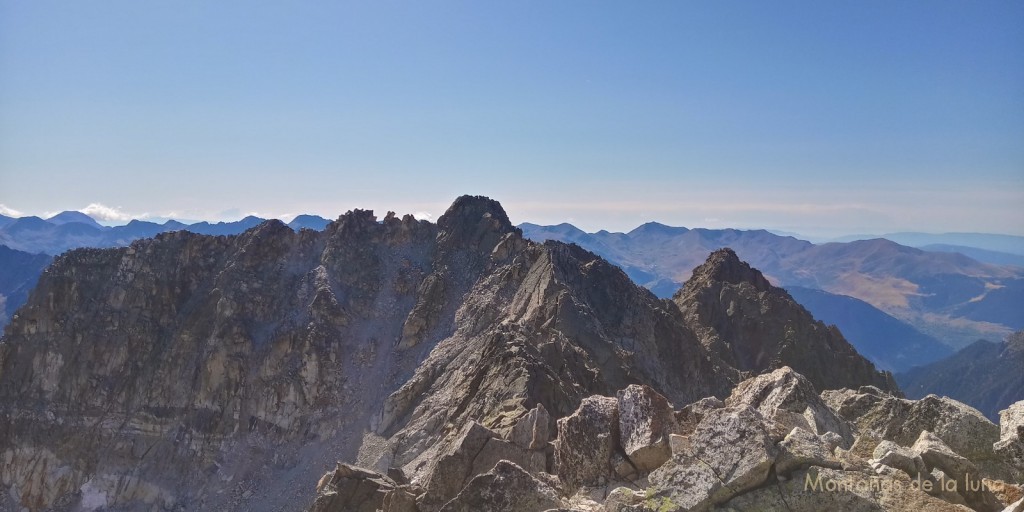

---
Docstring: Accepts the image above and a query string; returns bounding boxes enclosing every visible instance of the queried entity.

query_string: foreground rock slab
[438,461,562,512]
[647,406,777,511]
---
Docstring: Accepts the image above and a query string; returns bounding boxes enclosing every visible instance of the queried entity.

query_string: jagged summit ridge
[438,194,514,232]
[0,196,895,511]
[682,247,773,292]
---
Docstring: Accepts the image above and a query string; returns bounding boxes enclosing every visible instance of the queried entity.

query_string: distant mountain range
[520,222,1024,352]
[0,211,331,255]
[831,231,1024,256]
[918,244,1024,267]
[897,331,1024,421]
[286,214,331,231]
[45,210,105,228]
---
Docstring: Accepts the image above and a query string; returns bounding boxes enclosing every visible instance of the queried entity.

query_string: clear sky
[1,1,1022,237]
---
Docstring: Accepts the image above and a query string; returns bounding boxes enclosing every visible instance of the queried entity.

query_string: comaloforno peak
[0,196,1019,512]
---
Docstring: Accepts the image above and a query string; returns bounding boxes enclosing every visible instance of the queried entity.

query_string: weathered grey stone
[418,422,497,509]
[777,427,843,475]
[382,487,420,512]
[510,403,551,451]
[821,431,845,453]
[603,486,645,511]
[726,367,854,447]
[472,437,547,477]
[829,389,1000,462]
[912,430,1002,511]
[913,430,977,481]
[668,433,690,456]
[617,384,676,472]
[310,463,398,512]
[995,401,1024,472]
[387,467,410,485]
[870,440,928,479]
[930,468,970,506]
[673,396,724,436]
[438,461,562,512]
[414,419,548,511]
[647,407,777,511]
[611,452,638,481]
[398,273,446,349]
[555,396,619,492]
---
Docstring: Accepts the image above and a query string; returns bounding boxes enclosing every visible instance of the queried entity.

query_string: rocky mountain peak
[46,210,104,229]
[674,248,895,393]
[437,195,513,233]
[435,195,518,258]
[685,247,772,292]
[330,208,379,233]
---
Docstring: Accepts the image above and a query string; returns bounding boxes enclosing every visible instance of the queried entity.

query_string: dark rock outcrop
[437,461,561,512]
[0,245,51,328]
[310,464,400,512]
[675,248,896,392]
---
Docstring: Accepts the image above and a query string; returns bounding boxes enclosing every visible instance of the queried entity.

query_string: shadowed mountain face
[521,223,1024,349]
[674,249,895,391]
[0,196,893,512]
[0,214,336,330]
[784,286,952,373]
[898,331,1024,421]
[0,246,52,328]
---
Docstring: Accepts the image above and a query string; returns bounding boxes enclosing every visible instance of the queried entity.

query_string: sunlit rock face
[0,196,905,511]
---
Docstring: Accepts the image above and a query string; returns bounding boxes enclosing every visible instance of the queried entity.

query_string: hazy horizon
[2,1,1022,237]
[4,198,1024,243]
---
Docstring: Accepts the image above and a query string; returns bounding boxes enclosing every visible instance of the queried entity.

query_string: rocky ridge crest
[674,248,895,391]
[0,196,905,511]
[315,368,1024,511]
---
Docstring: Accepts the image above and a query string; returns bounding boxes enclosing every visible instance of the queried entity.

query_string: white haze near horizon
[2,185,1022,242]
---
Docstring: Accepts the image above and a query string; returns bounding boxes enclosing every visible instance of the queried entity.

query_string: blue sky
[1,1,1022,237]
